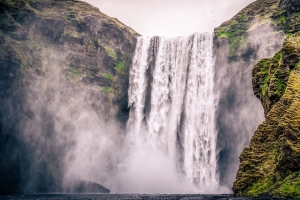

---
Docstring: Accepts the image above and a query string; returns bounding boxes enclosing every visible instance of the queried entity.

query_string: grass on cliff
[103,72,113,80]
[247,172,300,198]
[101,86,111,92]
[116,60,126,71]
[62,30,73,37]
[275,78,286,97]
[256,51,287,98]
[3,0,15,6]
[104,46,117,61]
[215,19,247,57]
[256,59,271,96]
[296,61,300,69]
[68,67,80,77]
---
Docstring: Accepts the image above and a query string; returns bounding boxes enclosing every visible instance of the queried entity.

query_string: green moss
[279,15,287,22]
[215,19,247,57]
[275,14,287,25]
[229,36,243,57]
[241,14,246,21]
[63,11,76,20]
[274,51,282,62]
[272,173,300,197]
[216,27,232,38]
[3,0,15,6]
[104,46,117,61]
[286,33,293,38]
[296,61,300,69]
[246,177,274,196]
[62,30,73,37]
[115,60,126,71]
[68,67,80,77]
[247,173,300,197]
[101,87,110,92]
[262,75,269,96]
[275,78,286,97]
[255,51,286,98]
[103,72,113,80]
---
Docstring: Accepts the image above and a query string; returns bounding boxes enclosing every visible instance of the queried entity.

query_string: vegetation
[234,33,300,198]
[62,30,73,37]
[215,0,300,58]
[115,60,126,71]
[63,11,76,20]
[68,66,80,77]
[262,75,269,96]
[240,14,246,22]
[275,78,286,97]
[103,72,113,80]
[245,172,300,198]
[253,51,287,100]
[215,20,247,57]
[101,87,110,92]
[104,46,117,61]
[3,0,15,6]
[296,61,300,69]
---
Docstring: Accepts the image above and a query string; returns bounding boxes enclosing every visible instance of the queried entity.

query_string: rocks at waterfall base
[216,0,300,197]
[0,0,138,193]
[73,181,110,193]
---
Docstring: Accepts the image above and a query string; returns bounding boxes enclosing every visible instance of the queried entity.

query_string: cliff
[213,0,300,196]
[220,0,300,197]
[0,0,138,193]
[233,33,300,198]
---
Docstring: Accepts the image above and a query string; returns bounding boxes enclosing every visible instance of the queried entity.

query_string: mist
[214,23,285,189]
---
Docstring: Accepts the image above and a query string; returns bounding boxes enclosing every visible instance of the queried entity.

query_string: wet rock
[73,181,110,194]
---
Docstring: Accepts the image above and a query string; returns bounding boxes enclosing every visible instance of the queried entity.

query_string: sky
[83,0,256,37]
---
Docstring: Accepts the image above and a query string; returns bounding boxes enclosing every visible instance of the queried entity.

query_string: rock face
[233,32,300,198]
[228,0,300,197]
[73,181,110,193]
[214,0,300,195]
[214,0,285,189]
[0,0,138,193]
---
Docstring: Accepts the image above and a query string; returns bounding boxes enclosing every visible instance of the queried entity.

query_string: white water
[127,32,219,192]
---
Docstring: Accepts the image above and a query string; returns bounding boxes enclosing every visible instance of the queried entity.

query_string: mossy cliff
[214,0,300,193]
[233,32,300,198]
[227,0,300,197]
[0,0,138,193]
[215,0,300,59]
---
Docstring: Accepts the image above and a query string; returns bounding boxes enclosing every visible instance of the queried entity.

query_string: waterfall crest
[127,32,219,191]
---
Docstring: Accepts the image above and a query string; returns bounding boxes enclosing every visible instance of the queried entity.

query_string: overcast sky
[83,0,256,37]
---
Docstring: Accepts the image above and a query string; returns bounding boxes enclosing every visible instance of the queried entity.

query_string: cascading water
[127,32,219,191]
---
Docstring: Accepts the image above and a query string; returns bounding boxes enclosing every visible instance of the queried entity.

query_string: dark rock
[73,181,110,194]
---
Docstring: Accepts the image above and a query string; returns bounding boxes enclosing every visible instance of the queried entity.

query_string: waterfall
[127,32,219,191]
